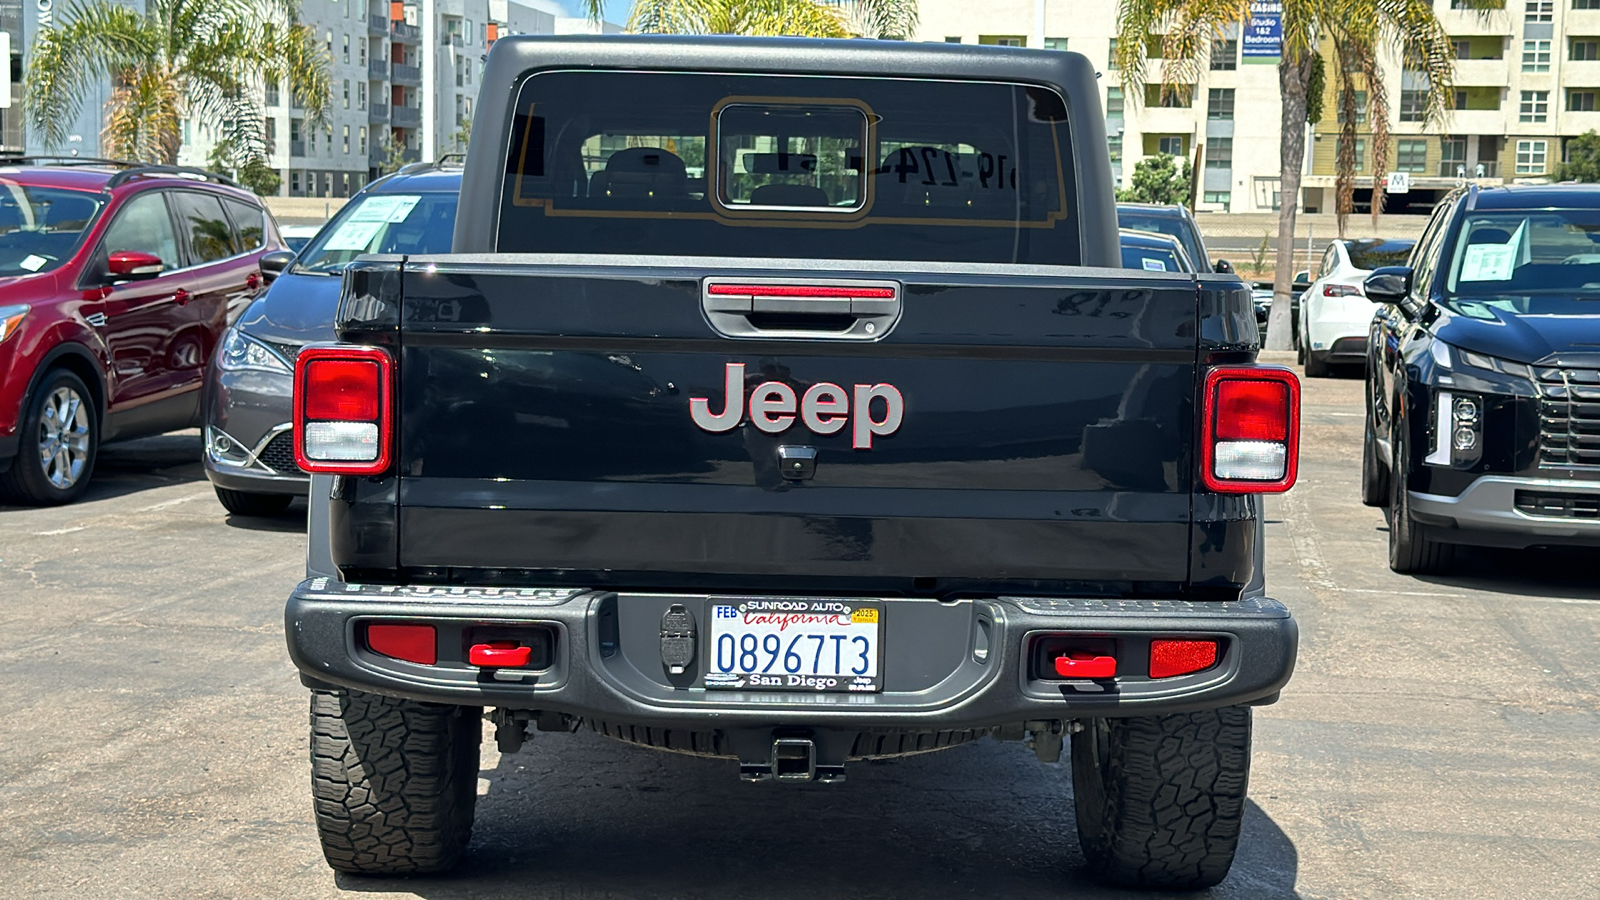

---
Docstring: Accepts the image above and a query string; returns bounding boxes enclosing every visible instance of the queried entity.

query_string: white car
[1297,238,1416,377]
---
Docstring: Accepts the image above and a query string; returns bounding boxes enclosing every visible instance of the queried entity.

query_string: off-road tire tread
[309,690,479,875]
[1073,707,1251,890]
[1360,419,1388,507]
[214,486,294,517]
[1388,434,1455,574]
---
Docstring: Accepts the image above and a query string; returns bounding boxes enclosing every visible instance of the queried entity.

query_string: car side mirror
[107,250,164,281]
[1213,259,1234,274]
[259,250,296,285]
[1364,266,1413,303]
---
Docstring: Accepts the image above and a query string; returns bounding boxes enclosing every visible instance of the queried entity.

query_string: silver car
[201,162,461,515]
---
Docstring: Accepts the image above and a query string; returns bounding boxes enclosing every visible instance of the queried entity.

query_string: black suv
[1364,184,1600,573]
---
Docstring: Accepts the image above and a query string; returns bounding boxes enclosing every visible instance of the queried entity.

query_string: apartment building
[1308,1,1600,213]
[912,0,1288,213]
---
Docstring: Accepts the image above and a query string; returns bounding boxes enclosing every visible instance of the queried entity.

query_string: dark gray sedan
[201,162,461,515]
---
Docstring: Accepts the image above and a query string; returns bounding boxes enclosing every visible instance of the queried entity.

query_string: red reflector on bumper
[366,624,437,665]
[1149,639,1219,678]
[470,641,532,667]
[1054,653,1116,679]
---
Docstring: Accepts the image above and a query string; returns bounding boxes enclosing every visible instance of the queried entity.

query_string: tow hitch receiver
[737,734,846,783]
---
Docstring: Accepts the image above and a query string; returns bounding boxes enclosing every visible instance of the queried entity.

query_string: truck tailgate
[383,257,1205,592]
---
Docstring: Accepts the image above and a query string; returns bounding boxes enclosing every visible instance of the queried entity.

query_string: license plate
[704,599,882,692]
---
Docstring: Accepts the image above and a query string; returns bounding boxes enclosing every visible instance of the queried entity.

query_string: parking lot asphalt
[3,365,1599,899]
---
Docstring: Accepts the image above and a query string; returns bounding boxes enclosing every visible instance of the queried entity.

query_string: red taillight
[303,359,382,420]
[469,641,533,667]
[1322,283,1362,297]
[366,623,437,665]
[1149,639,1219,678]
[1201,366,1300,494]
[706,283,896,299]
[293,345,393,475]
[1054,652,1117,679]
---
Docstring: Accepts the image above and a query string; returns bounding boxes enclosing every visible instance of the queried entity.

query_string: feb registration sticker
[704,599,883,693]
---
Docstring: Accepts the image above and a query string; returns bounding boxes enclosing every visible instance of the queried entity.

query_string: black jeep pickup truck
[285,36,1300,890]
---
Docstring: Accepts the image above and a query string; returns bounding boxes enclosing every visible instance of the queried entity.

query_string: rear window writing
[501,71,1078,265]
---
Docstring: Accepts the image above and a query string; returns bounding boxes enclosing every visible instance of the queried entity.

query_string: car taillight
[1201,366,1299,493]
[1322,283,1362,297]
[294,345,392,475]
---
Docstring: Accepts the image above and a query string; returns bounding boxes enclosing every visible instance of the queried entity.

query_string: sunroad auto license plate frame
[704,599,883,692]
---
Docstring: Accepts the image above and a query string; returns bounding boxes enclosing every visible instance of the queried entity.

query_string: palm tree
[587,0,917,39]
[1114,0,1466,350]
[25,0,330,168]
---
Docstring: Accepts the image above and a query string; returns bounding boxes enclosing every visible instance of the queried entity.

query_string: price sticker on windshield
[704,599,882,692]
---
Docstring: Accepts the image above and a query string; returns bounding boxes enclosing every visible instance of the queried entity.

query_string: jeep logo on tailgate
[690,362,904,449]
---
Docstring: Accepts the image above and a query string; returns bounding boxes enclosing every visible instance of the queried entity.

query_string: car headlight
[0,304,27,343]
[1455,347,1533,379]
[217,327,291,374]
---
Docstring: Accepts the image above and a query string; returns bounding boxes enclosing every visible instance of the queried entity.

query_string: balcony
[369,14,387,35]
[443,32,464,47]
[1437,8,1512,36]
[1442,108,1507,134]
[1135,105,1199,136]
[391,105,422,128]
[392,21,421,43]
[289,139,307,157]
[368,59,388,80]
[391,63,422,85]
[1438,160,1499,178]
[368,102,388,122]
[1453,58,1509,85]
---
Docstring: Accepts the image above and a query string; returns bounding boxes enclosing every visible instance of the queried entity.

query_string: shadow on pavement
[1414,545,1600,600]
[223,502,308,533]
[333,729,1301,899]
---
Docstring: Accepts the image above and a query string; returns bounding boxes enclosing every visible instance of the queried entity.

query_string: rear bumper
[1411,476,1600,548]
[284,578,1297,729]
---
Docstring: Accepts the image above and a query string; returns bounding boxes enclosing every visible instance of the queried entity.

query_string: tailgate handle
[703,279,901,341]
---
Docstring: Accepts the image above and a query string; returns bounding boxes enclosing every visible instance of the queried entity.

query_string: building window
[1207,87,1235,120]
[1108,38,1118,69]
[1440,137,1467,175]
[1205,138,1233,169]
[1146,85,1193,107]
[1044,37,1068,51]
[1399,90,1428,121]
[1108,133,1122,166]
[1572,90,1599,110]
[264,117,276,153]
[943,36,961,43]
[290,170,300,193]
[1527,0,1554,20]
[359,40,366,65]
[342,34,350,64]
[358,82,366,110]
[1338,136,1367,172]
[1253,176,1282,210]
[325,29,332,55]
[1517,139,1548,174]
[980,35,1026,47]
[1575,39,1600,60]
[1203,190,1231,212]
[265,80,279,107]
[1210,39,1238,70]
[1523,40,1552,72]
[342,80,349,109]
[1336,90,1369,123]
[1452,40,1471,59]
[1577,0,1600,8]
[359,126,367,155]
[1158,135,1185,155]
[1449,0,1476,6]
[342,125,350,154]
[1106,87,1124,118]
[1521,90,1550,122]
[1397,139,1429,173]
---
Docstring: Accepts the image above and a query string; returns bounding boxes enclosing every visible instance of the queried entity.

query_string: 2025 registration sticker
[704,599,882,692]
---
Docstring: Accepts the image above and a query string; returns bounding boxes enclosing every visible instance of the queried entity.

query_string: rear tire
[214,486,293,517]
[1360,416,1388,507]
[310,689,481,875]
[1387,430,1455,575]
[1071,707,1251,890]
[1303,349,1331,378]
[0,369,98,506]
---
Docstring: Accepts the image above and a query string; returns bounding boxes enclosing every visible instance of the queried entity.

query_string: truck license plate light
[1201,367,1300,493]
[293,346,393,475]
[1149,639,1219,678]
[366,623,437,665]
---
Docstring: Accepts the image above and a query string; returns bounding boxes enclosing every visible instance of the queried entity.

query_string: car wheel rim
[35,386,90,490]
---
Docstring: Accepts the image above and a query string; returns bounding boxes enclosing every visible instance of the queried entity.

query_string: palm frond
[24,0,161,150]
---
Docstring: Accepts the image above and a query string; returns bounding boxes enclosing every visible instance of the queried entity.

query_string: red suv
[0,159,287,505]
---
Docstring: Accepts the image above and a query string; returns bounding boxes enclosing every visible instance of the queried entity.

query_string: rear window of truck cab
[500,71,1079,266]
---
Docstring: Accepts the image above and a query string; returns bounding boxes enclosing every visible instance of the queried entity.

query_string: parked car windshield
[1445,210,1600,296]
[1116,207,1207,271]
[293,191,458,274]
[0,184,105,276]
[1119,235,1188,273]
[1344,238,1415,271]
